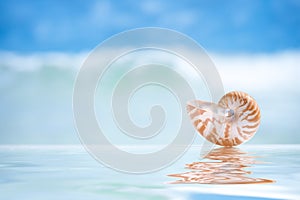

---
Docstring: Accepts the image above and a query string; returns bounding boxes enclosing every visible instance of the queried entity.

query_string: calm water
[0,145,299,200]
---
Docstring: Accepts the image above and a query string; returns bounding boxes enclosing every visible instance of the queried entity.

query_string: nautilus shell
[187,91,260,147]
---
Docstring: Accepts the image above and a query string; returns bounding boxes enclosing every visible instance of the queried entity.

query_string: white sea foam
[1,50,299,93]
[0,51,87,71]
[210,51,300,93]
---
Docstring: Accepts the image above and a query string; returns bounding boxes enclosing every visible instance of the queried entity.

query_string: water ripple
[168,147,275,184]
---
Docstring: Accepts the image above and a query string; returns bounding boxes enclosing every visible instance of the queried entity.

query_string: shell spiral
[187,91,260,147]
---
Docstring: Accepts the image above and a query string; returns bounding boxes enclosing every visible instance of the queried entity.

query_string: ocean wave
[0,50,299,144]
[0,50,299,92]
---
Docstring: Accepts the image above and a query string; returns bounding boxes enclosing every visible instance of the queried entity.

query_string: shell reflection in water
[187,91,260,147]
[168,147,274,184]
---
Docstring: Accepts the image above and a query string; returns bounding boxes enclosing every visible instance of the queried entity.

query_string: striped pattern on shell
[187,91,260,147]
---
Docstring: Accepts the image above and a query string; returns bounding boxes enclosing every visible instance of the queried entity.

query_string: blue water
[1,51,300,145]
[0,145,299,200]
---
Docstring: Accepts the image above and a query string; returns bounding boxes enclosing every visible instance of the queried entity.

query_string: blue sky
[0,0,299,53]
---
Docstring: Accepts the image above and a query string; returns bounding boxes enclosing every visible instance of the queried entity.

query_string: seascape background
[0,0,300,199]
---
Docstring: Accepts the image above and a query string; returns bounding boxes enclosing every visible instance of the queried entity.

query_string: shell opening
[225,108,234,118]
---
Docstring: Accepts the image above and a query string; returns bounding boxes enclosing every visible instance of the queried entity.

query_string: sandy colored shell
[187,91,260,147]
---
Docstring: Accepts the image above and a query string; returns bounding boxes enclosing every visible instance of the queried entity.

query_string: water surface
[0,145,299,200]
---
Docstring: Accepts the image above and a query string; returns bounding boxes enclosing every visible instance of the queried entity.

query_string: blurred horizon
[0,0,299,145]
